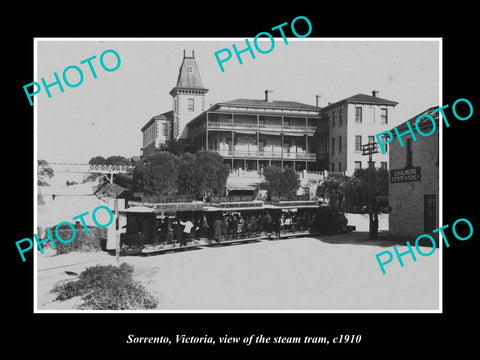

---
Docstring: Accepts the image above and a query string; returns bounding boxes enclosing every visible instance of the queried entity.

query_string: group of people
[212,210,317,241]
[153,210,318,247]
[155,215,208,247]
[279,212,314,232]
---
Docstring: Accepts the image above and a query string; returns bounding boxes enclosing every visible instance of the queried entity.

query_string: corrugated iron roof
[218,98,320,111]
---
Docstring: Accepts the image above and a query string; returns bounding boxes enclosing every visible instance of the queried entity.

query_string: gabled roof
[322,93,398,109]
[217,98,320,111]
[393,106,439,135]
[141,111,173,132]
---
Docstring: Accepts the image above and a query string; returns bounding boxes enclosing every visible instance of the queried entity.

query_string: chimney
[372,90,379,97]
[265,89,274,103]
[315,94,321,107]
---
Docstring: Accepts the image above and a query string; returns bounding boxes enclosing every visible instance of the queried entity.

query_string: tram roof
[127,200,205,212]
[126,200,320,213]
[122,206,156,213]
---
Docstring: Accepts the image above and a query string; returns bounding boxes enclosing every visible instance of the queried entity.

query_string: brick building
[141,111,173,157]
[388,106,439,240]
[320,91,398,175]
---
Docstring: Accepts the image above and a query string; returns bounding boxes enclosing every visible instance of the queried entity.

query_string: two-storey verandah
[187,107,328,171]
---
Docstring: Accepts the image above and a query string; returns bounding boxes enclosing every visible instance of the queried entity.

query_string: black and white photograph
[6,7,478,356]
[33,38,441,312]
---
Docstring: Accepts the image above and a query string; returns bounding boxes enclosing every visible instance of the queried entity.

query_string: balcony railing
[211,149,316,160]
[207,121,317,133]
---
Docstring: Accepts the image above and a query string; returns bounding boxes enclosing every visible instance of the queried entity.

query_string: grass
[51,263,158,310]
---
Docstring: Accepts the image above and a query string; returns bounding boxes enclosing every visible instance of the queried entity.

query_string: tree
[105,155,130,166]
[318,173,358,211]
[88,156,106,165]
[132,151,178,195]
[262,166,283,196]
[177,152,200,198]
[192,151,230,198]
[38,159,54,186]
[114,173,132,189]
[281,167,301,195]
[353,168,389,196]
[132,151,228,199]
[38,159,54,205]
[262,166,300,197]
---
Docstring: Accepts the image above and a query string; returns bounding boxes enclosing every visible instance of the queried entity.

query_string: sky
[36,38,440,164]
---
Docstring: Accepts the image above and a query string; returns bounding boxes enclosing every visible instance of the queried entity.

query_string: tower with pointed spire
[169,49,209,139]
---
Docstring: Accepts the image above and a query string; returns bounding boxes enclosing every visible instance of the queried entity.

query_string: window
[368,136,375,144]
[162,123,168,137]
[331,163,335,172]
[338,162,342,172]
[381,135,389,153]
[188,98,194,112]
[406,138,413,167]
[331,111,335,127]
[339,136,342,153]
[331,137,335,154]
[355,107,362,122]
[380,162,387,170]
[381,108,388,124]
[424,195,436,232]
[187,65,193,74]
[339,109,343,126]
[355,135,362,151]
[354,161,362,169]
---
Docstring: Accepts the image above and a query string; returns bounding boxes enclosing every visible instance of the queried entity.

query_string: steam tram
[118,199,350,256]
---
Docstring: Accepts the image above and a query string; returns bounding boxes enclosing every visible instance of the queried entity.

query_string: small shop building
[388,106,439,241]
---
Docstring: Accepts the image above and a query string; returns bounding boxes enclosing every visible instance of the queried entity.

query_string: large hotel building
[141,50,398,176]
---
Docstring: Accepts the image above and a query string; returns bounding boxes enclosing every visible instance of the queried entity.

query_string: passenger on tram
[163,217,173,245]
[237,214,245,234]
[263,211,273,239]
[213,216,224,243]
[273,214,281,238]
[174,217,183,247]
[180,218,194,247]
[284,214,292,231]
[246,215,257,234]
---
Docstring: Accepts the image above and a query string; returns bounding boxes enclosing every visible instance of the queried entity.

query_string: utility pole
[361,141,379,238]
[114,199,119,263]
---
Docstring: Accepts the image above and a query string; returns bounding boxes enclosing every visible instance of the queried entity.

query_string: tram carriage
[119,198,351,255]
[120,201,206,255]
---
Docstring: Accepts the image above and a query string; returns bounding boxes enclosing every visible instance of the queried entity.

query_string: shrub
[51,225,107,254]
[51,263,158,310]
